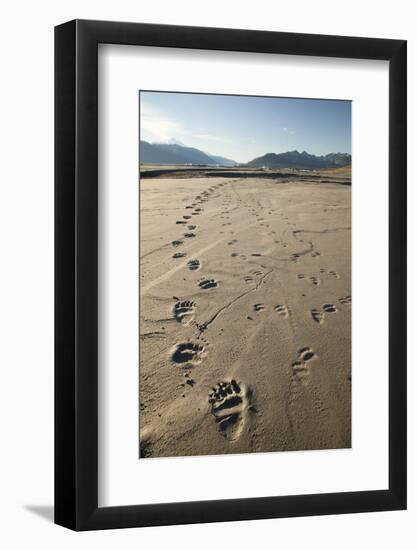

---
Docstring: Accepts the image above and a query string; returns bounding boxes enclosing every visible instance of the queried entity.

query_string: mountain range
[246,150,351,169]
[139,141,351,169]
[140,140,237,166]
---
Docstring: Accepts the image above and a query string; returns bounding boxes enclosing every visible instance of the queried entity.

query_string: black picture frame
[55,19,407,531]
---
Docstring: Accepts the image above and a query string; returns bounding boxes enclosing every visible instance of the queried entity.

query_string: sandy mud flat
[139,175,351,458]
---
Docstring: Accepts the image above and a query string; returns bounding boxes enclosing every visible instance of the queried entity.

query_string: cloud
[140,105,229,146]
[140,106,182,143]
[194,133,225,141]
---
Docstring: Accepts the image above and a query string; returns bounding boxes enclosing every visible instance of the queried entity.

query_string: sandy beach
[139,172,351,458]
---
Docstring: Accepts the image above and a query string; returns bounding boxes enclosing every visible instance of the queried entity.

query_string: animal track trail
[299,347,316,362]
[291,347,317,385]
[181,376,196,389]
[319,268,341,279]
[198,278,219,290]
[339,295,352,306]
[208,380,254,440]
[173,300,196,323]
[253,303,267,312]
[172,239,184,247]
[311,303,338,324]
[187,259,201,271]
[311,308,324,324]
[184,232,196,238]
[172,252,186,259]
[171,341,206,365]
[274,304,289,318]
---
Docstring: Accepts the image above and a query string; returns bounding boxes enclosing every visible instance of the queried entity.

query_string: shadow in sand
[24,505,54,523]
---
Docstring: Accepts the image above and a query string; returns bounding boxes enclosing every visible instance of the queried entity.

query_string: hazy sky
[140,91,351,163]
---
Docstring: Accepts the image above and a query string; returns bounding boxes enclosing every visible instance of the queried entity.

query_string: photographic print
[139,91,351,459]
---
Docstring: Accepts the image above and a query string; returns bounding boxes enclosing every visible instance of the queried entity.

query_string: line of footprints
[169,182,254,440]
[291,347,317,386]
[249,303,290,319]
[311,295,351,324]
[166,184,351,440]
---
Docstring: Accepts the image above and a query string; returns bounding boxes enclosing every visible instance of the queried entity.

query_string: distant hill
[140,142,350,170]
[140,141,237,166]
[247,150,351,170]
[209,154,237,166]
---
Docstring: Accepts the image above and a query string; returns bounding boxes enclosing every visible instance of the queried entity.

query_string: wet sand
[139,175,351,458]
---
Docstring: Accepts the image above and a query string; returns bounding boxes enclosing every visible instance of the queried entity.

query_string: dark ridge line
[140,168,351,185]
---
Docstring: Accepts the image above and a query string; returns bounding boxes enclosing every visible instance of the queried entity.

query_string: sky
[140,91,351,163]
